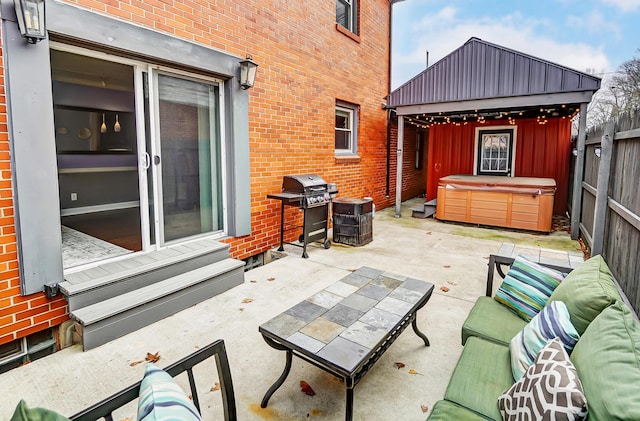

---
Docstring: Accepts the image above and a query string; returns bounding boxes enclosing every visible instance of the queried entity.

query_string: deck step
[59,238,230,311]
[72,258,245,350]
[411,199,437,219]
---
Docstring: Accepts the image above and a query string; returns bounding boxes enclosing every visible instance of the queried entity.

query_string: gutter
[386,0,405,198]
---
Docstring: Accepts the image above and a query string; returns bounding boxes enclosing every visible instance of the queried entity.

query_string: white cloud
[601,0,640,11]
[566,10,622,39]
[392,8,611,89]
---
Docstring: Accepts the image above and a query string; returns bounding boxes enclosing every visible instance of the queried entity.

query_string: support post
[395,115,404,217]
[570,103,588,239]
[591,120,615,256]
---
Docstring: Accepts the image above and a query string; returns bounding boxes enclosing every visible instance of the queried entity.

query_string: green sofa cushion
[426,400,488,420]
[444,336,512,420]
[462,296,527,346]
[548,255,620,335]
[571,301,640,420]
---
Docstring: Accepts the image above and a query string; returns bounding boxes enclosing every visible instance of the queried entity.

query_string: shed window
[476,128,514,176]
[336,0,358,33]
[335,103,358,155]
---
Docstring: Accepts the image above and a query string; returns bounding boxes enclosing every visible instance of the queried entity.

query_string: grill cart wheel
[323,239,331,249]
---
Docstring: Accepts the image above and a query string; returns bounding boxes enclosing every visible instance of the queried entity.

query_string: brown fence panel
[575,109,640,314]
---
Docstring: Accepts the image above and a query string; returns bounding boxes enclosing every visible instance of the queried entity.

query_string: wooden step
[411,199,437,219]
[59,239,230,311]
[72,258,245,350]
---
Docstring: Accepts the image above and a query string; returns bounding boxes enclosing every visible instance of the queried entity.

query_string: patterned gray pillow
[498,338,588,420]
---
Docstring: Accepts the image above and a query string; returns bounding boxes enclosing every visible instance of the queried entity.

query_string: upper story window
[335,102,358,155]
[336,0,358,34]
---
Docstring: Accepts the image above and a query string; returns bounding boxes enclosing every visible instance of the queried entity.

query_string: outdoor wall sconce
[571,148,578,157]
[14,0,46,44]
[594,146,602,158]
[239,55,258,89]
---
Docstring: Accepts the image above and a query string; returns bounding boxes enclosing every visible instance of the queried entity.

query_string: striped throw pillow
[137,363,202,421]
[510,300,580,381]
[495,254,565,321]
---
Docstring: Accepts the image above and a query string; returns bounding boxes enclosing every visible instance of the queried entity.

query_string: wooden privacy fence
[571,109,640,314]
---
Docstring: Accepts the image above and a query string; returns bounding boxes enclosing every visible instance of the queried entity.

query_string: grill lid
[282,174,327,193]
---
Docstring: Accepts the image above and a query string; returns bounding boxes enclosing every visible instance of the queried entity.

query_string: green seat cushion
[571,301,640,420]
[426,400,488,420]
[548,255,620,335]
[462,296,527,346]
[444,337,513,420]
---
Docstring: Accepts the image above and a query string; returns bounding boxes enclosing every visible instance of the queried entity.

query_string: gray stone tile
[340,293,377,312]
[323,304,364,327]
[360,308,401,330]
[287,332,325,354]
[260,313,308,338]
[325,281,359,297]
[380,271,407,282]
[339,321,389,349]
[317,336,369,372]
[308,290,343,309]
[300,317,345,343]
[285,300,328,322]
[356,284,390,301]
[376,296,414,316]
[371,275,404,290]
[400,278,433,294]
[389,286,425,304]
[353,267,384,279]
[341,273,371,288]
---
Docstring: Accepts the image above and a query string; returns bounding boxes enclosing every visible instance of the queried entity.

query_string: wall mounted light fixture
[239,55,258,90]
[14,0,46,44]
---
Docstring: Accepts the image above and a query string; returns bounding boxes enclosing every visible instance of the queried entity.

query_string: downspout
[386,0,406,198]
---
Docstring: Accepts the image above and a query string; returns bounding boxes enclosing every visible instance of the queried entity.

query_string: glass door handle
[142,152,151,170]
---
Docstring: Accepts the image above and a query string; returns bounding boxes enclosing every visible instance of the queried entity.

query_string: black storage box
[332,197,373,216]
[332,197,373,246]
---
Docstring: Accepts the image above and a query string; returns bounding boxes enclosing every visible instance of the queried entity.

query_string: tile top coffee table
[259,266,435,421]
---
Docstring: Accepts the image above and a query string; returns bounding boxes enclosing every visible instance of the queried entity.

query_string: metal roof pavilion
[386,37,600,239]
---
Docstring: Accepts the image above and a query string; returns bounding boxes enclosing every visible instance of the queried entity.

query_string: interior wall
[425,117,572,214]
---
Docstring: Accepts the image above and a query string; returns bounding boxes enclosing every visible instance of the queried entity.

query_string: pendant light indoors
[114,114,121,132]
[100,113,107,133]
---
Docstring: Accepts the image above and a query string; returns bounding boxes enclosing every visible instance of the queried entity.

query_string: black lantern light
[14,0,46,44]
[239,55,258,90]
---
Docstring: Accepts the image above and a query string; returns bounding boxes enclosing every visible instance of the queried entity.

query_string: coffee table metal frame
[259,284,434,421]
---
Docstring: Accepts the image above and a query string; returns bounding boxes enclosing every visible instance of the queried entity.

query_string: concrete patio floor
[0,198,583,420]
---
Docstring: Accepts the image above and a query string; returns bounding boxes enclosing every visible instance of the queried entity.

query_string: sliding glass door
[53,45,227,268]
[152,72,224,244]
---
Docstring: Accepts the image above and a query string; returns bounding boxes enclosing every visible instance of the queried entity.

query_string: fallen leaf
[394,362,406,369]
[250,280,257,283]
[267,277,276,282]
[241,298,254,303]
[129,360,144,367]
[210,382,220,392]
[188,395,193,400]
[483,256,489,260]
[440,286,450,292]
[409,369,422,375]
[239,308,245,312]
[300,380,315,396]
[145,352,160,363]
[426,231,432,235]
[447,281,458,286]
[421,404,429,413]
[194,345,200,349]
[443,265,451,268]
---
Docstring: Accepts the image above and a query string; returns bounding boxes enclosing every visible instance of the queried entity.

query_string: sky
[391,0,640,90]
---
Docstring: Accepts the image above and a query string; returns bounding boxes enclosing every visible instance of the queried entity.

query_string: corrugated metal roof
[388,37,601,108]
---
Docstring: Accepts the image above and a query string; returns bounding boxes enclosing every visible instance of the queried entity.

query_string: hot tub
[435,175,556,232]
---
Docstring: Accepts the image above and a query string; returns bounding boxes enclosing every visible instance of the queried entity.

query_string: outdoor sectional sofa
[427,254,640,420]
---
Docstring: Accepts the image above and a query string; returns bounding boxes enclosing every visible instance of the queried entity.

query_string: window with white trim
[335,103,358,155]
[336,0,358,33]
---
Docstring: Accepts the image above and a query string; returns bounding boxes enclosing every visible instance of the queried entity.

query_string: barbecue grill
[267,174,338,258]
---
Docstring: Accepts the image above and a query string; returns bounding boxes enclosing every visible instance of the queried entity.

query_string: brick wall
[0,0,427,345]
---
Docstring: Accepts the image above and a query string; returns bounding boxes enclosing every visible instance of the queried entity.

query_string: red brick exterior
[0,0,427,346]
